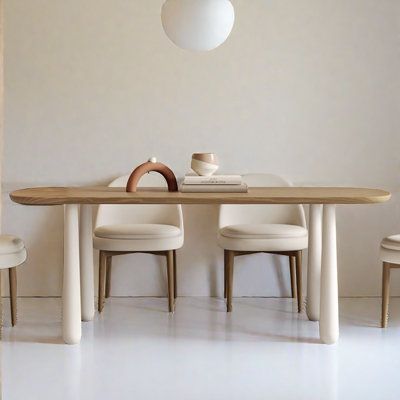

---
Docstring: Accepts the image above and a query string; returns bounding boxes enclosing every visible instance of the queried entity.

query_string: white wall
[2,0,399,297]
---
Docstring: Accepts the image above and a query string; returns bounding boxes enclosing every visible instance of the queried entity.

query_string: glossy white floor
[2,297,400,400]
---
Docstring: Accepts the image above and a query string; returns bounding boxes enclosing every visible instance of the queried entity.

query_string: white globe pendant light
[161,0,235,51]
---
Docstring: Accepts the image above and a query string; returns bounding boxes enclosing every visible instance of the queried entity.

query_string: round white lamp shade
[161,0,235,51]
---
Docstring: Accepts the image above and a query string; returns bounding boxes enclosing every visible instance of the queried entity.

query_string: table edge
[9,187,392,206]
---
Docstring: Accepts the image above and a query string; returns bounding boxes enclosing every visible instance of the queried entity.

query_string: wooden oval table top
[10,186,391,206]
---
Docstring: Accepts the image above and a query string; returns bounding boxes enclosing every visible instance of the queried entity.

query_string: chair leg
[226,250,234,312]
[98,251,107,313]
[289,256,297,299]
[0,271,2,338]
[9,267,17,326]
[381,262,391,328]
[166,250,174,312]
[295,251,302,313]
[173,250,177,299]
[224,250,228,299]
[105,256,112,299]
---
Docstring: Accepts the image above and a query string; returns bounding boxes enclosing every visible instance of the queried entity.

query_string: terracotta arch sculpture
[126,160,178,192]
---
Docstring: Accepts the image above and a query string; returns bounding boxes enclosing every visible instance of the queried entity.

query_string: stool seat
[0,235,25,254]
[380,233,400,328]
[0,234,27,329]
[0,235,27,269]
[381,234,400,251]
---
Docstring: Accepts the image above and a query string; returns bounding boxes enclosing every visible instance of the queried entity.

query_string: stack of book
[180,174,248,193]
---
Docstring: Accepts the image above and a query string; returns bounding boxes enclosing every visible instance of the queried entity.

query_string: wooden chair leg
[166,250,174,312]
[224,250,228,299]
[9,267,17,326]
[98,251,107,313]
[381,262,391,328]
[173,250,177,299]
[226,250,234,312]
[289,256,297,299]
[295,251,302,313]
[0,271,2,338]
[105,256,112,299]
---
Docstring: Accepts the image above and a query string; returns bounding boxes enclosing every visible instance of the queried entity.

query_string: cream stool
[0,235,27,329]
[380,234,400,327]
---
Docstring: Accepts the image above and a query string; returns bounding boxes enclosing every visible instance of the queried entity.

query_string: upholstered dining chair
[218,174,308,313]
[93,174,184,313]
[380,234,400,327]
[0,235,27,329]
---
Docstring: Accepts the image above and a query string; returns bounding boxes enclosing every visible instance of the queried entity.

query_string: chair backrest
[95,173,183,230]
[219,173,306,228]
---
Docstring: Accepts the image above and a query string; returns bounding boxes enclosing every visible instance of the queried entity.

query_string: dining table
[10,186,391,345]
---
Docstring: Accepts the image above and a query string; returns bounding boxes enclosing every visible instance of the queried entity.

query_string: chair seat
[218,224,308,252]
[93,224,183,252]
[0,235,27,269]
[94,224,181,240]
[381,234,400,251]
[220,224,307,239]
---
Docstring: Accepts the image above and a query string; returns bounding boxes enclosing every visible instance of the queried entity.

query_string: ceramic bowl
[191,154,219,176]
[192,153,219,165]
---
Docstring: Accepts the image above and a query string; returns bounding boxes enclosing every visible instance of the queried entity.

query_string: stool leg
[295,251,303,313]
[381,262,391,328]
[9,267,17,326]
[289,255,297,298]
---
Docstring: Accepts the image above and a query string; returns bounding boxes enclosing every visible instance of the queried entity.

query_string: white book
[183,174,242,185]
[180,183,248,193]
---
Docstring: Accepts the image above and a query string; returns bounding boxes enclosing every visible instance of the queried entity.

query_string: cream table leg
[306,204,322,321]
[80,205,95,322]
[63,204,82,344]
[319,205,339,345]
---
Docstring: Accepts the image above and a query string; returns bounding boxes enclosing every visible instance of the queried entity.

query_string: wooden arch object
[126,161,178,192]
